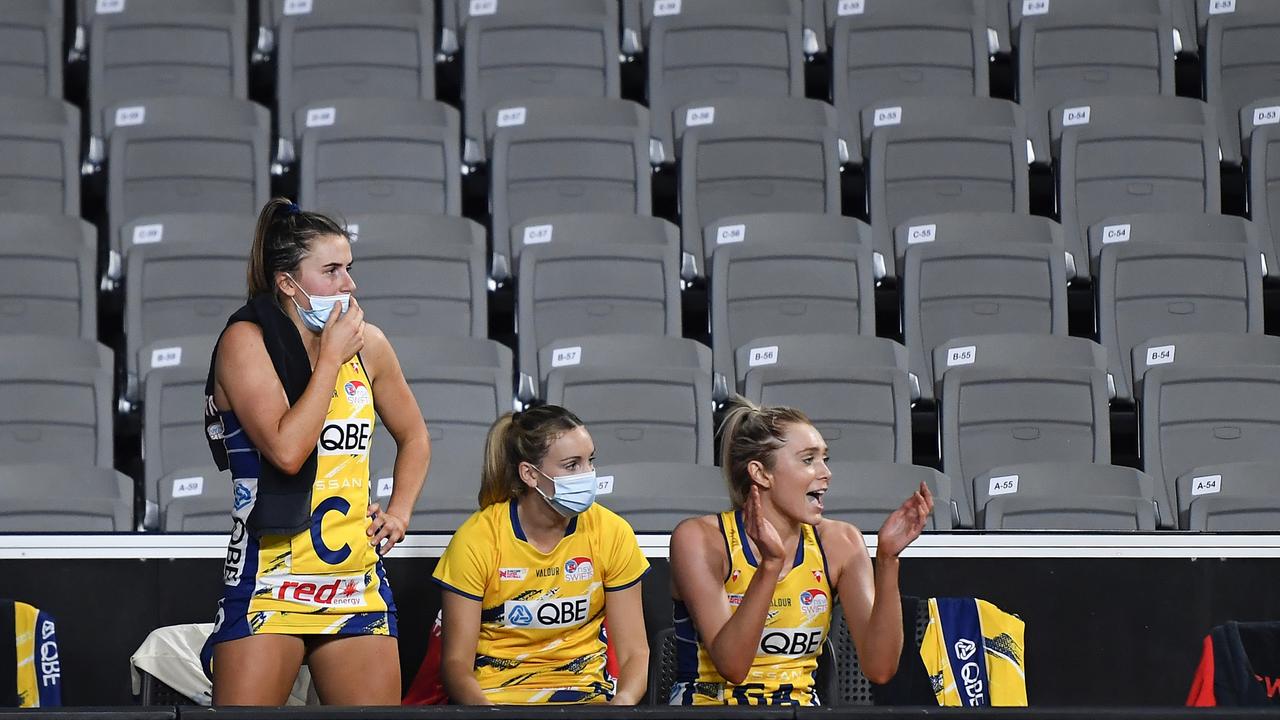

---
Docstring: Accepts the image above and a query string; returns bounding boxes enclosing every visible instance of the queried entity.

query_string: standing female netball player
[433,406,650,705]
[669,398,932,705]
[201,198,430,705]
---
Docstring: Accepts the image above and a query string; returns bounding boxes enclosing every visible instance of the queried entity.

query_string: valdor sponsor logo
[318,419,372,456]
[564,556,594,582]
[499,567,528,581]
[799,588,829,618]
[759,627,824,657]
[257,574,367,608]
[504,594,591,629]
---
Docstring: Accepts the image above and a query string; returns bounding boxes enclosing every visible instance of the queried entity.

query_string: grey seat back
[545,366,714,464]
[1130,332,1280,402]
[0,363,113,467]
[135,334,218,404]
[1204,5,1280,165]
[711,241,876,384]
[903,241,1069,401]
[1176,460,1280,531]
[701,211,875,288]
[892,210,1068,282]
[736,333,909,395]
[506,212,678,284]
[985,495,1157,530]
[1011,0,1193,53]
[0,5,62,98]
[160,465,231,532]
[0,215,97,339]
[859,96,1024,171]
[1098,239,1264,402]
[518,242,682,381]
[1087,212,1268,279]
[484,97,649,167]
[595,461,727,533]
[258,0,431,57]
[144,366,209,505]
[352,233,488,341]
[0,336,112,373]
[823,460,958,530]
[1247,123,1280,273]
[535,334,712,396]
[971,461,1163,530]
[931,333,1108,402]
[0,463,133,531]
[0,97,79,215]
[114,212,255,287]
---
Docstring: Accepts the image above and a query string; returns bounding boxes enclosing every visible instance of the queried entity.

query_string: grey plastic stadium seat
[1131,333,1280,403]
[124,243,250,390]
[1010,0,1192,55]
[518,242,682,388]
[1087,212,1269,281]
[701,211,876,288]
[1239,96,1280,166]
[735,333,911,395]
[1204,3,1280,165]
[297,99,461,217]
[823,461,959,530]
[0,3,61,98]
[532,334,712,399]
[257,0,431,61]
[75,0,246,58]
[0,336,113,373]
[595,461,728,533]
[133,334,218,407]
[972,461,1164,530]
[1141,364,1280,529]
[491,122,651,269]
[87,11,247,143]
[0,97,79,215]
[1018,11,1176,164]
[1176,460,1280,531]
[859,96,1026,172]
[868,121,1030,269]
[463,4,621,164]
[544,365,714,465]
[634,0,801,49]
[275,12,435,165]
[351,235,488,341]
[892,210,1069,282]
[711,241,876,387]
[0,362,113,468]
[681,124,842,277]
[484,97,650,169]
[832,7,991,167]
[341,211,486,249]
[671,96,839,167]
[368,337,513,526]
[824,0,1005,53]
[0,463,133,532]
[647,3,805,163]
[744,363,913,464]
[111,212,255,290]
[106,97,270,247]
[1097,238,1264,403]
[1247,123,1280,272]
[932,333,1109,405]
[162,467,232,533]
[940,365,1111,500]
[903,241,1069,401]
[504,212,679,287]
[1055,96,1220,282]
[144,366,210,509]
[0,215,96,339]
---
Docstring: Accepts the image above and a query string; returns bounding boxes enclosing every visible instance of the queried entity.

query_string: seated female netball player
[433,405,650,704]
[670,397,932,705]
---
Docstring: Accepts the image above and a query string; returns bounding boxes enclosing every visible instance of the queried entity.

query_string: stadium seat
[0,336,113,374]
[105,97,270,247]
[0,215,97,339]
[143,366,210,517]
[257,0,431,61]
[1096,235,1264,402]
[1087,212,1270,282]
[347,232,488,341]
[483,97,652,172]
[867,106,1030,268]
[1130,332,1280,403]
[830,4,991,166]
[368,336,512,532]
[274,11,435,166]
[901,240,1070,401]
[595,462,727,533]
[1054,96,1220,282]
[517,241,683,389]
[1010,0,1193,51]
[504,212,679,291]
[857,96,1026,180]
[490,105,651,268]
[940,365,1111,506]
[733,332,913,397]
[462,2,621,164]
[627,0,805,55]
[822,461,956,529]
[132,334,218,408]
[530,334,712,402]
[647,0,806,163]
[670,96,840,168]
[0,1,62,98]
[892,210,1070,280]
[0,463,133,531]
[0,361,113,468]
[1017,10,1176,164]
[931,333,1111,407]
[1176,460,1280,531]
[710,241,877,388]
[0,97,80,215]
[681,124,843,277]
[1246,122,1280,271]
[295,99,461,217]
[1141,364,1280,531]
[1203,1,1280,165]
[971,461,1165,530]
[699,211,877,290]
[111,213,255,291]
[544,363,714,466]
[162,468,231,533]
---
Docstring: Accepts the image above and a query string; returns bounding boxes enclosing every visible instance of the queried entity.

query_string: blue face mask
[532,466,598,517]
[286,273,350,333]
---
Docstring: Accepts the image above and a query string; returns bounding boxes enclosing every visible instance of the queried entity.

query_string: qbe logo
[799,588,829,619]
[564,556,594,582]
[504,594,591,629]
[318,419,372,456]
[759,627,824,658]
[953,638,986,706]
[508,604,534,626]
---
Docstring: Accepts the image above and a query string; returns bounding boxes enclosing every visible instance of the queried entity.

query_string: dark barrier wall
[5,552,1278,707]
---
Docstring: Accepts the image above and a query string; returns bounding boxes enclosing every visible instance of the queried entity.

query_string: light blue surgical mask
[532,465,598,517]
[286,273,350,333]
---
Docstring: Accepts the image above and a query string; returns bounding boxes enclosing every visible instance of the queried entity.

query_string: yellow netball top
[433,500,650,704]
[671,510,832,706]
[209,354,395,642]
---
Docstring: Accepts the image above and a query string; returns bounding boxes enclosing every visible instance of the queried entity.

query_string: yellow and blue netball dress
[433,500,649,704]
[202,354,394,671]
[671,510,833,706]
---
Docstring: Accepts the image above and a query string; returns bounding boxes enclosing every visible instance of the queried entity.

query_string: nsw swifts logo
[344,380,370,407]
[799,588,829,619]
[564,556,594,582]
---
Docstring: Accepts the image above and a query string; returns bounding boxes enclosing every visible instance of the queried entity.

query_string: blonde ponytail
[718,396,811,508]
[478,406,584,508]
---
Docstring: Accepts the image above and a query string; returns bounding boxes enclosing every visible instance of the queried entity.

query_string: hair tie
[285,202,301,216]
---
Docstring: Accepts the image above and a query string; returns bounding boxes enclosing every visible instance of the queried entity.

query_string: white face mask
[285,273,350,332]
[531,465,598,517]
